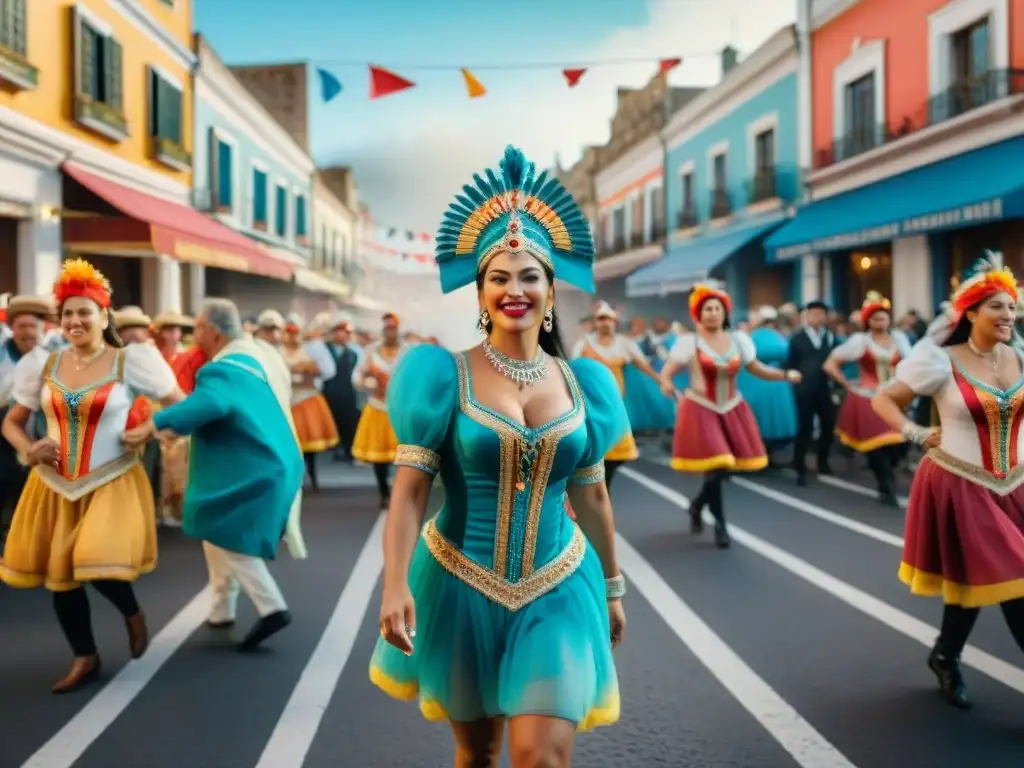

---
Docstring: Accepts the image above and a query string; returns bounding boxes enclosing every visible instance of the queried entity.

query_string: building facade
[766,0,1024,317]
[628,30,803,319]
[193,36,318,317]
[0,0,197,304]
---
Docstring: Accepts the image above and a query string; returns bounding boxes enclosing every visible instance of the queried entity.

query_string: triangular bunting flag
[563,68,586,87]
[316,68,343,103]
[461,68,487,99]
[369,65,416,99]
[658,58,682,75]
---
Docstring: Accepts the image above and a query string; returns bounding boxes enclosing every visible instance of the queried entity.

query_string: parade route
[3,459,1024,768]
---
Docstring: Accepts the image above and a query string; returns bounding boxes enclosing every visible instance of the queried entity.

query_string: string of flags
[361,224,437,267]
[315,55,687,102]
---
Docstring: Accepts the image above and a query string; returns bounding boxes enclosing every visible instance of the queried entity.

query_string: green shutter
[78,17,94,98]
[105,37,122,111]
[169,84,181,143]
[0,0,12,53]
[11,0,25,56]
[157,76,169,138]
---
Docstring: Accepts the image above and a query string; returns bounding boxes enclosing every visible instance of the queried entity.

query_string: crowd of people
[1,144,1023,766]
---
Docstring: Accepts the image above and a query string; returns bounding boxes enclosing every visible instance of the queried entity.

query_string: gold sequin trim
[683,388,743,415]
[394,444,441,474]
[927,447,1024,496]
[34,451,139,502]
[422,518,587,611]
[570,463,605,485]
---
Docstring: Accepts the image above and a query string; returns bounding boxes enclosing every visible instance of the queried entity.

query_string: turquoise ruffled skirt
[623,365,676,432]
[369,534,620,729]
[737,369,798,444]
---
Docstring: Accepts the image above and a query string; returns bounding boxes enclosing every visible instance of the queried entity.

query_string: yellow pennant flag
[461,68,487,99]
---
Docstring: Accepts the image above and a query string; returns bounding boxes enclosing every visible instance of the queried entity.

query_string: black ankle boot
[927,645,971,710]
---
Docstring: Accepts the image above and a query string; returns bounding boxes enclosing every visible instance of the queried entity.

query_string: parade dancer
[571,301,663,487]
[351,313,409,509]
[872,252,1024,710]
[660,284,800,548]
[321,313,363,462]
[786,300,836,485]
[0,259,182,692]
[124,299,304,649]
[371,147,627,766]
[738,306,798,463]
[280,313,339,491]
[823,292,911,506]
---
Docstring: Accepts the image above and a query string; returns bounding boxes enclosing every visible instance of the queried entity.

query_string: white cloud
[342,0,795,259]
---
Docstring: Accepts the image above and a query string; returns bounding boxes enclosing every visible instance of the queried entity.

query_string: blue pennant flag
[316,68,343,103]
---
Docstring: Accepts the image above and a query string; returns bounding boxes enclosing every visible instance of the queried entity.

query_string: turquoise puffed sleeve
[568,357,630,485]
[387,345,458,476]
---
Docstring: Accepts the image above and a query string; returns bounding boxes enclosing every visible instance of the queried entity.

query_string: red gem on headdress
[509,221,519,232]
[509,239,520,248]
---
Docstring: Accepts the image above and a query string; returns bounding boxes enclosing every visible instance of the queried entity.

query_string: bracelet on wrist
[900,423,932,446]
[605,574,626,600]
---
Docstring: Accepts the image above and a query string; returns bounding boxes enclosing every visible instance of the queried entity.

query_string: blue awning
[765,136,1024,262]
[625,216,784,298]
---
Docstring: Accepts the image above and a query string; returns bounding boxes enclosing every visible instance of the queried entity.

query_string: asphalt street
[2,454,1024,768]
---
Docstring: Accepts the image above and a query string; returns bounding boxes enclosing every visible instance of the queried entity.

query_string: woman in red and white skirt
[872,251,1024,710]
[659,284,801,548]
[823,291,912,506]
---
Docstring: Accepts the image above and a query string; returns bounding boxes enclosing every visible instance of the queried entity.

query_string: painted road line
[255,513,385,768]
[620,467,1024,696]
[816,473,908,508]
[23,588,212,768]
[618,535,858,768]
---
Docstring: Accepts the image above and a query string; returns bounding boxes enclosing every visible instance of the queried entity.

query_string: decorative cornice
[105,0,196,71]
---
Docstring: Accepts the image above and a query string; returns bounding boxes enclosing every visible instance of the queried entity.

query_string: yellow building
[0,0,196,308]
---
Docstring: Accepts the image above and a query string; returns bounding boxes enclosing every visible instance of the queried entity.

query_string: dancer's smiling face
[479,250,553,336]
[967,291,1016,344]
[698,297,727,331]
[60,296,106,349]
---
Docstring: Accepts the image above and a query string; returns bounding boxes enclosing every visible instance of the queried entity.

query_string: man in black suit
[785,300,836,485]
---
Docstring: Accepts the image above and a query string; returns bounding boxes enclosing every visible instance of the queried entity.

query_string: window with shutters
[274,184,288,238]
[73,7,127,141]
[294,194,308,243]
[210,129,234,214]
[149,67,189,171]
[251,166,268,231]
[0,0,37,90]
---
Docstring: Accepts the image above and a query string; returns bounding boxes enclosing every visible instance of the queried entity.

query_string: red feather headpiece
[53,258,112,308]
[952,251,1018,319]
[688,284,732,323]
[860,291,892,322]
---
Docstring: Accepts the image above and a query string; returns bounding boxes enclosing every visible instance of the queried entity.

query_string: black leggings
[692,471,728,523]
[54,581,140,657]
[866,445,899,495]
[373,462,391,499]
[304,453,319,489]
[604,460,623,489]
[938,599,1024,658]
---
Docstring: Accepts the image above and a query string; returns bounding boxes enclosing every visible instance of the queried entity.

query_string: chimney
[721,45,739,77]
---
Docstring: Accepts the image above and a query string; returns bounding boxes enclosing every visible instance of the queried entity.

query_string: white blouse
[281,340,337,404]
[351,342,410,411]
[571,333,645,363]
[831,331,912,395]
[667,331,757,413]
[13,343,176,499]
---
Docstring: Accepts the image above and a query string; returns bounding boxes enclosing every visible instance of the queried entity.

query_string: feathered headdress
[435,145,596,294]
[688,284,732,323]
[381,312,399,328]
[860,291,892,321]
[53,258,112,308]
[952,250,1018,318]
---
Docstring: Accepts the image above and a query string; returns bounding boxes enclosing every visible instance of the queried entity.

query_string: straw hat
[114,305,152,330]
[7,295,53,322]
[153,311,194,330]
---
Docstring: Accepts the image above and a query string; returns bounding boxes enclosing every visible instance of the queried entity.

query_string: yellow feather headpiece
[53,258,112,308]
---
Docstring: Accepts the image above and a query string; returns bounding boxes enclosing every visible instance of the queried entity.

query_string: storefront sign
[773,197,1006,260]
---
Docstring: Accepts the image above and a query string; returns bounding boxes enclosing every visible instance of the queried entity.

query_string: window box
[151,135,190,172]
[0,45,36,90]
[74,93,128,141]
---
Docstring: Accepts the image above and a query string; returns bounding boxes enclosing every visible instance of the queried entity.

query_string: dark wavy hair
[58,300,125,349]
[474,266,569,359]
[694,296,732,330]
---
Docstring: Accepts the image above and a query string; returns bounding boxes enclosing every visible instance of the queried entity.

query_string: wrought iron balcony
[676,206,698,229]
[709,189,732,219]
[747,169,777,203]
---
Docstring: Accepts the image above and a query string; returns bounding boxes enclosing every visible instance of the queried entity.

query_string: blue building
[626,28,802,319]
[192,35,320,315]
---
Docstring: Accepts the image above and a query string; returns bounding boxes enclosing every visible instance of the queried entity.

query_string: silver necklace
[73,343,106,372]
[967,338,998,372]
[483,340,548,386]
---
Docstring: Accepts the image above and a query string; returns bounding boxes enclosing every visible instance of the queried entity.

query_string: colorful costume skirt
[671,394,767,473]
[605,430,639,462]
[292,394,340,454]
[835,390,904,453]
[622,365,675,432]
[369,526,619,729]
[0,463,157,591]
[900,451,1024,608]
[352,404,398,463]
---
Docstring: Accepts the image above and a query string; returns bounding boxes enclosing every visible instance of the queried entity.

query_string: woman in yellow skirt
[280,312,339,491]
[0,259,182,693]
[572,301,660,488]
[351,312,411,509]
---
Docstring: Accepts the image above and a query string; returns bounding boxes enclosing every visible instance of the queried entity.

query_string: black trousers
[937,599,1024,658]
[373,462,391,500]
[793,387,835,475]
[604,460,623,489]
[326,394,359,457]
[54,581,140,656]
[865,445,900,495]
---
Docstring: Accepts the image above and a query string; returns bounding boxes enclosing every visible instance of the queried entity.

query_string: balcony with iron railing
[676,205,698,229]
[746,169,777,204]
[709,188,732,219]
[814,68,1024,170]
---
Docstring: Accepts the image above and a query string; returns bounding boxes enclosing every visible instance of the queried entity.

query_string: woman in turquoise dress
[370,146,629,767]
[738,306,798,459]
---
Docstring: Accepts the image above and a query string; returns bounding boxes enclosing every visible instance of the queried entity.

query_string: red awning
[61,163,294,281]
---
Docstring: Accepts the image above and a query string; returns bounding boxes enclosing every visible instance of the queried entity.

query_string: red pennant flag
[658,58,681,76]
[369,65,415,99]
[563,68,586,87]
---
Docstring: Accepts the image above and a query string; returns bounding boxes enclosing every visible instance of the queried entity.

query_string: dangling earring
[478,309,492,333]
[543,307,554,333]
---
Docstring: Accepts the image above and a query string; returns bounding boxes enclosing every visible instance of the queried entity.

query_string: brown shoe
[126,612,149,659]
[52,655,101,694]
